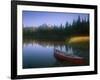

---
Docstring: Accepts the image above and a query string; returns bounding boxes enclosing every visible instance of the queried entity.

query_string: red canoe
[54,49,85,65]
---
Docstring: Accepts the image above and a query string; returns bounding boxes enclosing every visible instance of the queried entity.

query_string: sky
[22,11,89,27]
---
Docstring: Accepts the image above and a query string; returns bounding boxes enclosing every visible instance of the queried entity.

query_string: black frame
[11,0,98,79]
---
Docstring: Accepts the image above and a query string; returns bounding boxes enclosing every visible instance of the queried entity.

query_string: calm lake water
[23,40,89,69]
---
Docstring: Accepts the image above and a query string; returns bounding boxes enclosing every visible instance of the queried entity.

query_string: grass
[67,36,89,44]
[65,36,89,49]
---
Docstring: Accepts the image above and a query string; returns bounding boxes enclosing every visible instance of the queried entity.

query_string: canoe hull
[54,49,85,65]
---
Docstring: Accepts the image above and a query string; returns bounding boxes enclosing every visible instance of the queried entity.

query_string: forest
[23,16,89,41]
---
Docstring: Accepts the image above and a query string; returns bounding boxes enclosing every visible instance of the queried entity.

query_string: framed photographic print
[11,0,97,79]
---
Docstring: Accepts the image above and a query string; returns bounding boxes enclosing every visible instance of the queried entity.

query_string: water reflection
[23,39,89,69]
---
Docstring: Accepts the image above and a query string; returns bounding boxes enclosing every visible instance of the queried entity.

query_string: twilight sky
[22,11,89,27]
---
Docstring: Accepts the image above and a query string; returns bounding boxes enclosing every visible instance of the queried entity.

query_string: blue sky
[22,11,89,27]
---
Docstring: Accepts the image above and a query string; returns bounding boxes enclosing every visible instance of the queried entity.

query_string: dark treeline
[23,16,89,40]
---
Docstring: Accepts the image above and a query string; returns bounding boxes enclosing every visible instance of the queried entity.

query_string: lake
[23,39,89,69]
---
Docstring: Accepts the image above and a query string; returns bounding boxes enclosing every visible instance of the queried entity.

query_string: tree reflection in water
[23,39,89,68]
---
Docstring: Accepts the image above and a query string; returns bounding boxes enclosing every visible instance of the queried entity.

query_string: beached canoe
[54,49,85,65]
